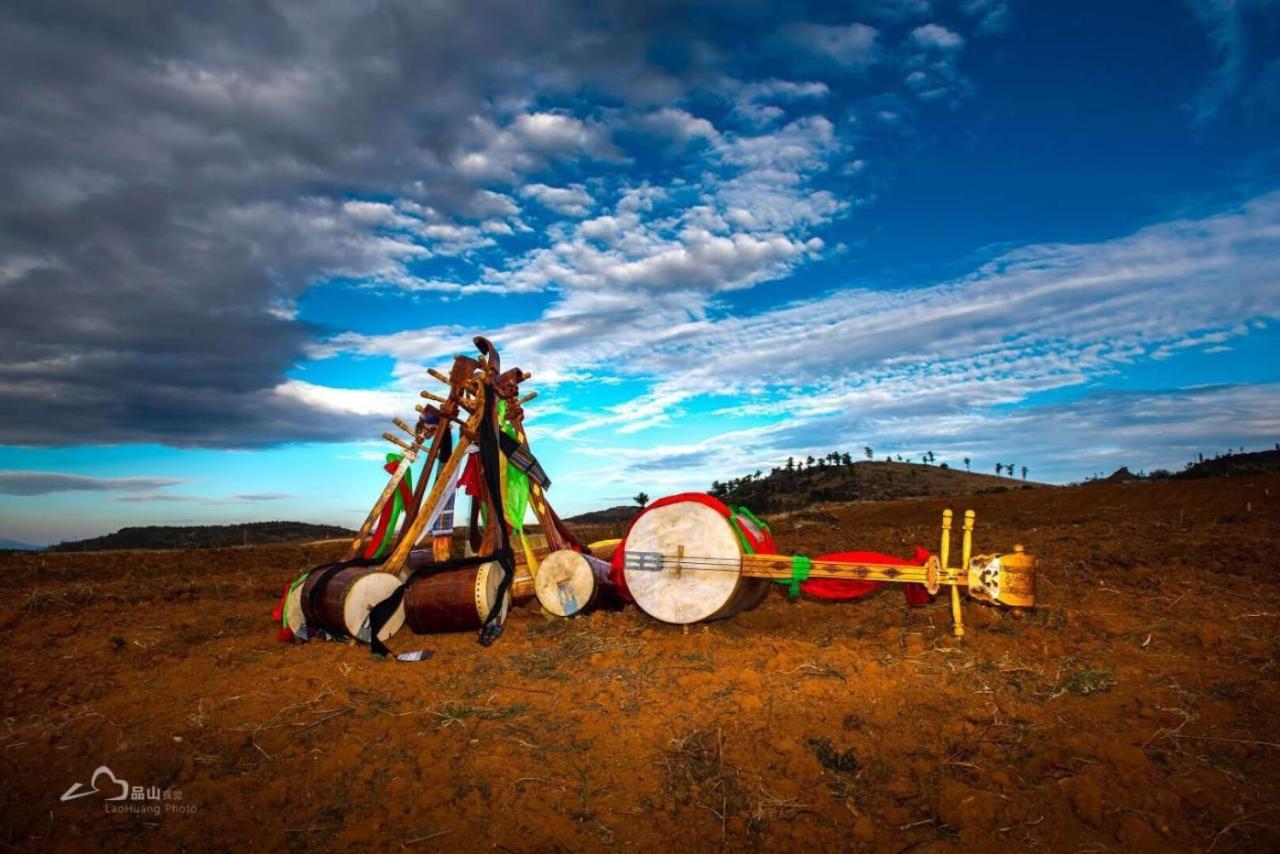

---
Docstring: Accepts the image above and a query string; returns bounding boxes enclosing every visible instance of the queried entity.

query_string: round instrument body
[403,561,511,634]
[300,566,404,643]
[622,499,771,624]
[534,550,616,617]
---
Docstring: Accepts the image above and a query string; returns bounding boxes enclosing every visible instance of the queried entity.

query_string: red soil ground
[1,474,1278,852]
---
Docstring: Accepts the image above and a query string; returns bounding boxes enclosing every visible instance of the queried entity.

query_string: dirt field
[2,475,1278,852]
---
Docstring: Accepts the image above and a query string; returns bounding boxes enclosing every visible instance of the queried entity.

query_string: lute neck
[741,552,960,586]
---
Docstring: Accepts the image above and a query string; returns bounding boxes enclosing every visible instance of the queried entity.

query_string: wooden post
[951,511,974,638]
[940,509,953,577]
[345,452,417,560]
[380,394,485,575]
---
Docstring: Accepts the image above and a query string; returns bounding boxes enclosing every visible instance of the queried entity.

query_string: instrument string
[623,552,931,580]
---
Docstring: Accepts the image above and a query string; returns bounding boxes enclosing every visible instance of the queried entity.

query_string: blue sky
[1,0,1279,545]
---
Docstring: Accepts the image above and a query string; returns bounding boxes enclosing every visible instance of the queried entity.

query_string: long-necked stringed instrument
[619,494,1035,633]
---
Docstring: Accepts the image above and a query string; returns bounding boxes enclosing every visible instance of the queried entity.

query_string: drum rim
[475,561,512,623]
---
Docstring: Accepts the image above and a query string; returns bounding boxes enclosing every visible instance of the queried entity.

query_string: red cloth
[609,492,778,601]
[799,545,933,605]
[272,583,290,641]
[361,459,414,560]
[458,452,482,496]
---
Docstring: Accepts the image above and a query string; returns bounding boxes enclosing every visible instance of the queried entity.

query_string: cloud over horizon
[1,0,1279,544]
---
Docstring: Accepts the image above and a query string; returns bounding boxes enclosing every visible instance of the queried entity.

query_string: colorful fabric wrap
[784,555,812,598]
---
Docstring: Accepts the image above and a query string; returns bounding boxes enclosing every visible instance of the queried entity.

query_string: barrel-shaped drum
[620,495,773,625]
[534,550,618,617]
[300,565,405,643]
[403,561,511,634]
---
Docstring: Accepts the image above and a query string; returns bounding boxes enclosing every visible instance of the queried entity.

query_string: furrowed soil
[2,475,1278,852]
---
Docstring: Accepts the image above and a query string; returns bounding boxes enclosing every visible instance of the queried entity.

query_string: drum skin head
[284,574,307,632]
[624,500,742,624]
[345,571,404,642]
[475,561,512,624]
[535,550,595,617]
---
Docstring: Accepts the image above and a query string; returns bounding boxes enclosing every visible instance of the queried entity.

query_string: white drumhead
[345,571,404,643]
[475,561,512,623]
[534,550,595,617]
[623,501,741,624]
[284,573,307,632]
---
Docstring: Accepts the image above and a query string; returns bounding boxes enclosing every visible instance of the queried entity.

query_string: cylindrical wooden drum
[407,550,536,601]
[300,566,405,642]
[534,550,618,617]
[622,499,772,624]
[403,561,511,634]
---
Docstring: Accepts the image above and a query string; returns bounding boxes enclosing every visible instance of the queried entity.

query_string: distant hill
[710,460,1040,514]
[564,505,642,526]
[48,521,356,553]
[0,538,40,552]
[1175,449,1280,479]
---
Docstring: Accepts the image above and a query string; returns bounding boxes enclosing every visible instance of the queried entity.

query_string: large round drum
[534,550,617,617]
[622,498,772,624]
[300,565,405,643]
[403,561,511,634]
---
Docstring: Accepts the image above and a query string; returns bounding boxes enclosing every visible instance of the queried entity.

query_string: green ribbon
[497,400,530,535]
[779,555,811,598]
[732,505,771,533]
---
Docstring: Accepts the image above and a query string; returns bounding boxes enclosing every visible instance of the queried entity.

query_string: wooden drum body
[622,499,771,625]
[534,550,617,618]
[403,562,511,634]
[300,566,405,643]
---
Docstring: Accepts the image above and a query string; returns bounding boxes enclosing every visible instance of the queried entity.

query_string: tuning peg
[427,368,451,384]
[519,391,537,404]
[382,432,418,457]
[391,417,417,438]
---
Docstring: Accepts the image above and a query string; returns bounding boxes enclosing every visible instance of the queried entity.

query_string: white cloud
[788,22,880,69]
[452,111,615,183]
[1185,0,1247,125]
[730,79,831,125]
[911,23,965,51]
[275,379,407,417]
[630,108,721,144]
[519,183,596,217]
[328,191,1280,487]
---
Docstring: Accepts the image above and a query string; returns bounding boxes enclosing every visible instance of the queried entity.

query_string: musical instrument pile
[274,338,1037,653]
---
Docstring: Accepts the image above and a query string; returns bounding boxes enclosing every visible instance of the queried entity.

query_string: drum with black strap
[402,561,511,633]
[616,494,774,625]
[534,550,619,618]
[299,565,405,642]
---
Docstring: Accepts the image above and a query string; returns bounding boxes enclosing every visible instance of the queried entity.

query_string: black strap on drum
[475,378,516,646]
[367,552,497,658]
[302,557,378,639]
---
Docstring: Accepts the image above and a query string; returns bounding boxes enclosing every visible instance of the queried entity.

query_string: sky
[2,0,1279,546]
